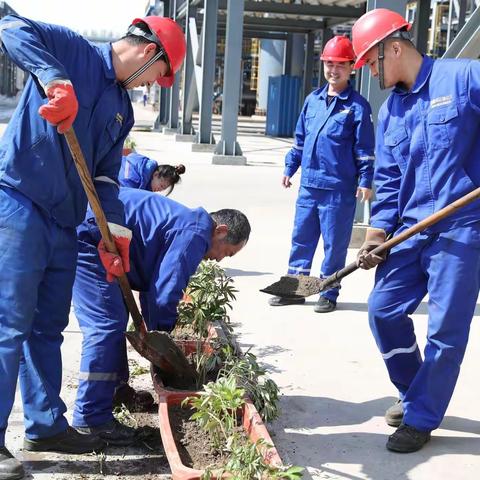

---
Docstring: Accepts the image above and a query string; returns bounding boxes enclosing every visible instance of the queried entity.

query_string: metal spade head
[260,275,327,299]
[125,330,197,382]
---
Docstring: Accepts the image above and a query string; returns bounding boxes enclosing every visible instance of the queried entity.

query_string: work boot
[386,423,431,453]
[113,383,155,412]
[385,399,404,427]
[77,419,137,447]
[268,296,305,307]
[0,447,24,480]
[313,296,336,313]
[23,426,105,454]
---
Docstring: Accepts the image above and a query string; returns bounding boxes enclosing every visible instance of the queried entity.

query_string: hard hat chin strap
[378,41,386,90]
[121,48,166,88]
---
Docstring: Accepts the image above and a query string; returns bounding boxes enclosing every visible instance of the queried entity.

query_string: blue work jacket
[80,188,212,331]
[0,15,133,227]
[285,81,375,192]
[371,56,480,235]
[119,153,158,190]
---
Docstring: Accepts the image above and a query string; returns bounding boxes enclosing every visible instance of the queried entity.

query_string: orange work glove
[97,223,132,282]
[38,80,79,134]
[357,228,387,270]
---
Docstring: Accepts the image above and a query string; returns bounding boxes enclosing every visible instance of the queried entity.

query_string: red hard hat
[352,8,412,69]
[320,36,355,62]
[131,16,186,87]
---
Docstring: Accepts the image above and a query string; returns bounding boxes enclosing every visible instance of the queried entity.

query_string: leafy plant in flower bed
[219,346,280,423]
[176,260,237,339]
[183,374,303,480]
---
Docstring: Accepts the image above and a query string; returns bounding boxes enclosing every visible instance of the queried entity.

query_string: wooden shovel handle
[64,128,147,336]
[321,186,480,290]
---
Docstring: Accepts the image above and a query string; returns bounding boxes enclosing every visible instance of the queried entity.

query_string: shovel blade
[126,330,197,382]
[260,275,325,299]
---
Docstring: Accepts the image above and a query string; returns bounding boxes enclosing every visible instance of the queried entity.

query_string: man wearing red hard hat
[269,35,375,313]
[0,12,185,479]
[353,8,480,453]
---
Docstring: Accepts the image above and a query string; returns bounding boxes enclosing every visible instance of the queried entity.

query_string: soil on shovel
[169,404,246,471]
[261,275,321,298]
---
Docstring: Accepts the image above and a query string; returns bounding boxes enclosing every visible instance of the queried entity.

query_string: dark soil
[169,404,225,470]
[169,404,246,471]
[261,275,321,298]
[153,360,220,390]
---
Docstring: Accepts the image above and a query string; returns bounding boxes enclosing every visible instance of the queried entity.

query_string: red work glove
[357,228,387,270]
[38,80,79,134]
[97,223,132,282]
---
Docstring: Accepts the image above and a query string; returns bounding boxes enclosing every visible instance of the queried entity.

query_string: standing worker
[71,188,250,445]
[0,13,185,479]
[119,152,186,194]
[354,8,480,452]
[269,36,375,313]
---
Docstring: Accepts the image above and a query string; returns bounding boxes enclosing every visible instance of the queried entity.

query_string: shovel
[63,128,196,382]
[261,186,480,299]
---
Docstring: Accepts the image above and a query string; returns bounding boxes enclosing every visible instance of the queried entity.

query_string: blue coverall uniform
[284,81,375,302]
[368,56,480,431]
[119,152,158,190]
[72,188,213,427]
[0,15,133,445]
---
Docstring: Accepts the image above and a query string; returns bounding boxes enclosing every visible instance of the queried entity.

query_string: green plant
[188,376,303,480]
[123,135,136,150]
[219,347,280,423]
[184,375,245,449]
[113,403,137,428]
[176,260,237,338]
[176,261,237,384]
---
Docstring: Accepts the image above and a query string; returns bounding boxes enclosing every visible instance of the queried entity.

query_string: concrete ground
[1,101,480,479]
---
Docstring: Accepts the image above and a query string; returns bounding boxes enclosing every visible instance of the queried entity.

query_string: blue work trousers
[368,224,480,431]
[288,186,356,302]
[72,234,129,428]
[0,187,76,445]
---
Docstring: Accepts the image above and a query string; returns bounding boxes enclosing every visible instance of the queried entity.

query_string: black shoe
[113,384,155,412]
[268,296,305,307]
[313,296,336,313]
[386,423,431,453]
[23,426,105,454]
[385,399,404,427]
[77,419,137,447]
[0,447,24,480]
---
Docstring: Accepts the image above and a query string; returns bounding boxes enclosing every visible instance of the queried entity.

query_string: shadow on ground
[271,395,480,480]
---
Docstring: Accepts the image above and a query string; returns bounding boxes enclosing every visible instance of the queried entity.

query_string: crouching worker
[119,152,186,195]
[71,188,250,445]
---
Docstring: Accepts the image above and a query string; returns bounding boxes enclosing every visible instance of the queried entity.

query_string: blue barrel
[266,75,301,137]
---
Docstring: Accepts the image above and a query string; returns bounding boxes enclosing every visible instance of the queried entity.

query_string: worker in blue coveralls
[71,188,250,445]
[353,8,480,453]
[268,35,375,313]
[119,152,186,194]
[0,13,186,479]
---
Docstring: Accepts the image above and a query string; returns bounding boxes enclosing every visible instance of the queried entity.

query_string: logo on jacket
[115,113,124,126]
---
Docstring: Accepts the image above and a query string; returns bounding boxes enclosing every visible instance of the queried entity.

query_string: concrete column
[257,39,285,111]
[212,0,246,164]
[165,0,181,134]
[180,3,195,136]
[195,0,218,150]
[319,28,333,88]
[302,32,315,99]
[411,0,431,54]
